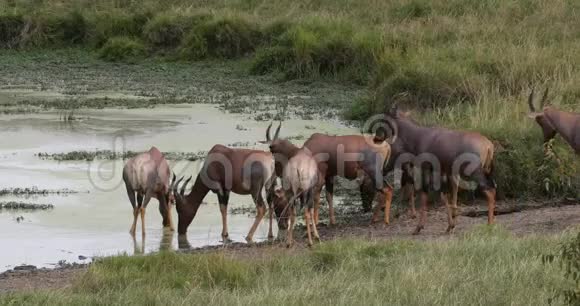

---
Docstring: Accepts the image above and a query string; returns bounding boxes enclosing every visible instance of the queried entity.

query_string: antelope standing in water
[172,145,276,243]
[527,88,580,154]
[274,147,321,247]
[384,104,497,234]
[263,122,400,226]
[122,147,175,236]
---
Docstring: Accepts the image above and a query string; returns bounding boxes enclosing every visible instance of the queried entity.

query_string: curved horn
[385,116,398,145]
[173,176,185,194]
[528,87,536,112]
[180,176,192,196]
[273,121,282,140]
[540,87,549,109]
[266,122,273,142]
[169,173,177,189]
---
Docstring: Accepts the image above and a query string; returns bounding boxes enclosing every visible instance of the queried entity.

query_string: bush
[251,20,382,83]
[197,17,262,58]
[0,13,24,48]
[89,11,150,47]
[143,13,201,49]
[178,30,207,60]
[98,36,145,62]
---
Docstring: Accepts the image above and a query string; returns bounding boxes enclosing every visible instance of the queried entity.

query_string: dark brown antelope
[527,88,580,154]
[262,122,400,226]
[275,147,321,247]
[172,145,276,243]
[122,146,176,236]
[384,105,497,234]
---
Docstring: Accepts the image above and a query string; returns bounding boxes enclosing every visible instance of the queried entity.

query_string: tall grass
[0,227,574,305]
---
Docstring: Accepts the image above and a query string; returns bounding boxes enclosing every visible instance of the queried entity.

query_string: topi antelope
[527,88,580,154]
[262,121,400,226]
[122,146,176,236]
[172,145,276,243]
[274,147,321,247]
[384,104,497,234]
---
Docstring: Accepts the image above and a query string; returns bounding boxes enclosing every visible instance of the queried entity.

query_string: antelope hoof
[286,242,294,248]
[412,226,424,235]
[245,236,254,245]
[314,236,321,243]
[221,235,232,244]
[409,212,417,219]
[307,241,313,247]
[267,234,274,241]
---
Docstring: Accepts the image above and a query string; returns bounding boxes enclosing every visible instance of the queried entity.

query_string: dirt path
[1,200,578,293]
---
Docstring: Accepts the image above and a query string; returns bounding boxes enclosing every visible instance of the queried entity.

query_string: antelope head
[172,175,194,234]
[527,88,557,143]
[270,188,290,230]
[260,121,298,175]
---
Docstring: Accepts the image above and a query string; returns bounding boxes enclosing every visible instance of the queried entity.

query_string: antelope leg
[140,207,146,238]
[246,205,266,244]
[287,206,296,248]
[383,185,393,225]
[311,208,320,242]
[130,207,138,236]
[304,206,313,247]
[441,192,455,233]
[267,203,274,240]
[405,183,416,219]
[413,192,429,235]
[219,204,231,243]
[484,189,496,225]
[450,175,460,219]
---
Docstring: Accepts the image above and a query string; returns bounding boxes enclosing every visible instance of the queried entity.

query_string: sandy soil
[1,199,578,294]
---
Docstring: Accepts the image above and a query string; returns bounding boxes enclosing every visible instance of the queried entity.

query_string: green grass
[0,227,574,305]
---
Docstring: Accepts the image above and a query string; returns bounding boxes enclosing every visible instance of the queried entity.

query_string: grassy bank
[0,227,574,305]
[1,0,579,199]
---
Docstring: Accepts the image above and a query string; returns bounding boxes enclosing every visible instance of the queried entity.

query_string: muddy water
[0,103,356,272]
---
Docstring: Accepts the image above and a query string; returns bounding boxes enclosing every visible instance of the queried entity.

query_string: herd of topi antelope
[123,91,579,247]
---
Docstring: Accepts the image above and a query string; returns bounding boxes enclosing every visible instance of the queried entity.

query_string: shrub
[197,17,262,58]
[252,20,382,83]
[98,36,145,62]
[89,11,150,47]
[0,13,24,48]
[143,13,194,49]
[178,30,207,60]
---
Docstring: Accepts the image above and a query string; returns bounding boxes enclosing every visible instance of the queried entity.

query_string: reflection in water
[132,235,144,255]
[159,229,174,251]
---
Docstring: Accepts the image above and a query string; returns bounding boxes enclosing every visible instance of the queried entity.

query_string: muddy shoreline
[1,198,578,293]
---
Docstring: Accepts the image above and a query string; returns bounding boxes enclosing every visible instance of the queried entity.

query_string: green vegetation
[0,227,574,305]
[0,0,578,199]
[98,36,145,62]
[544,231,580,304]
